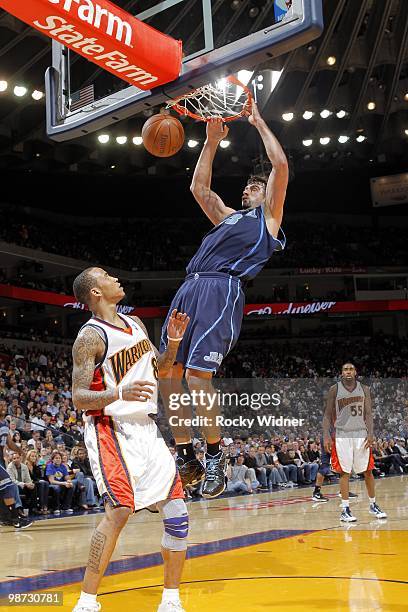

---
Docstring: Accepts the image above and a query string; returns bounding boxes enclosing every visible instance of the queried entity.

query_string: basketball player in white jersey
[323,363,387,523]
[71,267,190,612]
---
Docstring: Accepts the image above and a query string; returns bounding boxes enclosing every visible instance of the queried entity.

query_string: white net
[166,77,252,121]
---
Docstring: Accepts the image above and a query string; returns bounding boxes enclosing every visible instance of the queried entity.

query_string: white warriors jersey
[83,313,159,418]
[335,380,367,435]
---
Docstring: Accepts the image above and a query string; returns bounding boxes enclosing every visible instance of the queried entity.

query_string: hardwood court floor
[1,476,407,611]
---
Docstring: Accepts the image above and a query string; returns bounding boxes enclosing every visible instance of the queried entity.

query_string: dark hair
[247,175,268,190]
[73,267,98,305]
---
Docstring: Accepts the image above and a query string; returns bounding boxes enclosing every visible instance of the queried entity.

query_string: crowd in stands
[0,332,406,516]
[0,205,407,271]
[179,435,408,498]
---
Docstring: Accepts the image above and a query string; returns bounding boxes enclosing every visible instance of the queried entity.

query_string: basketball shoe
[72,602,101,612]
[179,458,205,488]
[312,491,329,502]
[369,502,387,519]
[202,451,227,498]
[340,507,357,522]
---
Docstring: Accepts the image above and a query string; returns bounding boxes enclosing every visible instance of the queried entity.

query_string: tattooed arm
[72,327,118,412]
[131,309,190,377]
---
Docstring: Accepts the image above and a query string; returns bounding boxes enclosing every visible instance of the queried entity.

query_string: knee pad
[157,499,189,551]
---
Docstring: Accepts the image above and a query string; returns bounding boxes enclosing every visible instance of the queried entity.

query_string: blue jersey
[186,206,285,281]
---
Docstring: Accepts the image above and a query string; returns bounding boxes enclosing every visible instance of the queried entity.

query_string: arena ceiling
[0,0,407,178]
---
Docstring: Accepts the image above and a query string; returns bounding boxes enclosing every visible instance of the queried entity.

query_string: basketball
[142,113,185,157]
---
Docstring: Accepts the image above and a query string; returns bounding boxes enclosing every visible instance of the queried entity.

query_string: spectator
[6,451,36,512]
[25,449,50,515]
[46,450,74,515]
[70,446,98,508]
[277,443,298,486]
[226,455,253,494]
[243,448,261,491]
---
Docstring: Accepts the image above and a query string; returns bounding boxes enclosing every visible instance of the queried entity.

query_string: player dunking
[71,267,190,612]
[323,363,387,522]
[160,101,288,498]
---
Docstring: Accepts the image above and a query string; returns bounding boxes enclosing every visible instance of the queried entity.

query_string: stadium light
[132,136,143,145]
[367,101,376,110]
[32,90,44,100]
[187,139,199,148]
[220,140,230,149]
[404,129,408,136]
[0,80,7,92]
[303,111,314,120]
[320,137,330,145]
[320,109,331,119]
[282,112,294,121]
[336,110,347,118]
[404,93,408,101]
[237,70,254,86]
[116,136,127,145]
[302,139,313,147]
[326,56,336,66]
[356,135,366,142]
[98,134,110,144]
[338,135,350,143]
[14,85,27,97]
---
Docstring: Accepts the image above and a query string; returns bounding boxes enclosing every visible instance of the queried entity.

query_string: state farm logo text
[33,0,159,87]
[48,0,133,47]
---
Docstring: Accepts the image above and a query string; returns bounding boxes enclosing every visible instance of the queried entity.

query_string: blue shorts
[160,272,244,373]
[318,437,331,476]
[0,463,15,499]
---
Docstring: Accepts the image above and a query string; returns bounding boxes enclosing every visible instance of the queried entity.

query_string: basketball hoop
[166,75,253,122]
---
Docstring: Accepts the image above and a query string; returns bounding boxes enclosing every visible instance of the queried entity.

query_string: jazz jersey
[82,313,158,418]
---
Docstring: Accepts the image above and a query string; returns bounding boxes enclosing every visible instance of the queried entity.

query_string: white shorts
[331,437,374,474]
[84,413,183,511]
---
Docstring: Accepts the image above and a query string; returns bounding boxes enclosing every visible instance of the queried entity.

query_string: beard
[242,198,251,208]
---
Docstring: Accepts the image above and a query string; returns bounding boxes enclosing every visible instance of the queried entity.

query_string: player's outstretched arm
[72,327,119,412]
[247,102,288,238]
[190,119,235,225]
[322,384,337,451]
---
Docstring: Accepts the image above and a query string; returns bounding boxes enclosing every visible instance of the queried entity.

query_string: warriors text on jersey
[335,380,367,436]
[82,313,159,417]
[187,205,285,281]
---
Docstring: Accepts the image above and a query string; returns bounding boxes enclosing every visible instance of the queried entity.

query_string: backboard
[46,0,323,141]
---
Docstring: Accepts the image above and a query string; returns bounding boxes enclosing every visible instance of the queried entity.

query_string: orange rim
[170,75,253,122]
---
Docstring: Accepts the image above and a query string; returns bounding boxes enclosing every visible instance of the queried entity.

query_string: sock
[313,486,321,494]
[369,497,375,505]
[161,588,180,604]
[207,440,221,456]
[177,442,195,462]
[78,591,97,606]
[341,499,349,508]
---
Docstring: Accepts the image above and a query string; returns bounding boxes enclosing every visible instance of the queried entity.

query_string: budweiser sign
[1,285,408,319]
[0,0,182,89]
[246,301,337,316]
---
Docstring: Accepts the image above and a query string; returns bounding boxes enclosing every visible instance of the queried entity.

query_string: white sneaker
[157,601,185,611]
[72,602,101,612]
[340,507,357,522]
[369,503,387,519]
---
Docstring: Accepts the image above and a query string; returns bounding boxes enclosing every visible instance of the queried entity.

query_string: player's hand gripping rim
[167,309,190,343]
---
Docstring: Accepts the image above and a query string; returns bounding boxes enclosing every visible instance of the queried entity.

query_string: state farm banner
[370,173,408,208]
[0,0,182,89]
[1,285,408,319]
